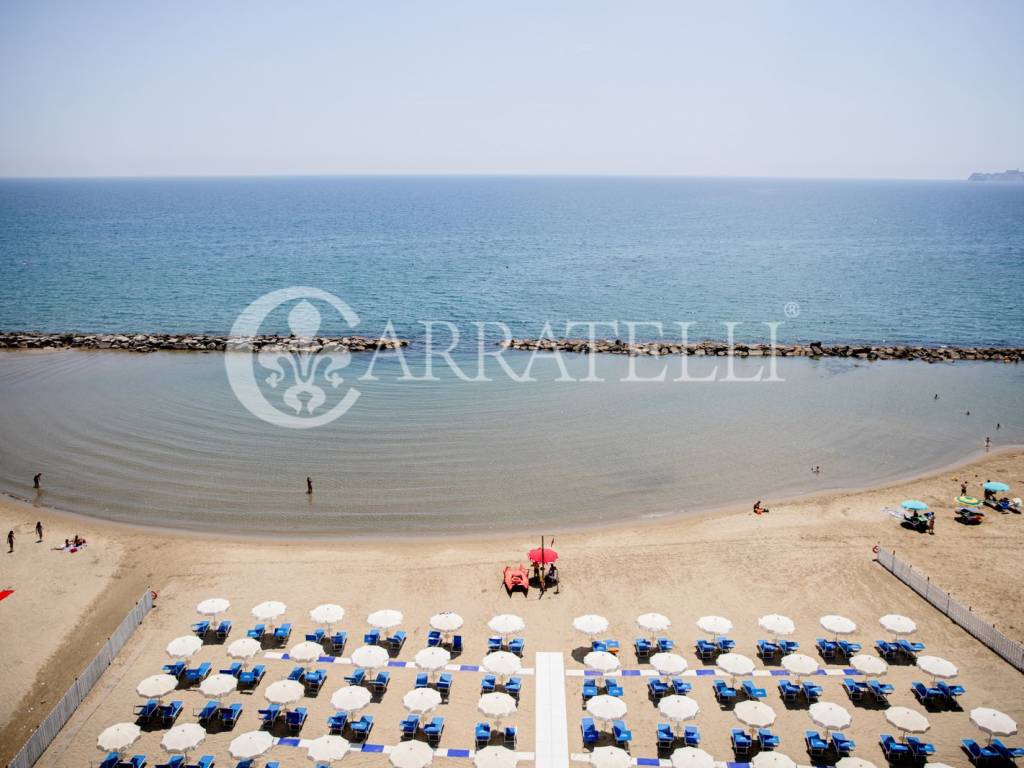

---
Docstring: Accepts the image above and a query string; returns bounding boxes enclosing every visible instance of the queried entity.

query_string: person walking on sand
[7,530,13,553]
[928,513,935,535]
[960,481,967,496]
[306,476,313,494]
[35,521,42,542]
[33,472,41,489]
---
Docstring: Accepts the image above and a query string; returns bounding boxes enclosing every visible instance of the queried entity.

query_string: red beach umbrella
[528,547,558,564]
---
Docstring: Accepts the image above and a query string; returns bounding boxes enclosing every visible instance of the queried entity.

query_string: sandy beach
[1,449,1022,767]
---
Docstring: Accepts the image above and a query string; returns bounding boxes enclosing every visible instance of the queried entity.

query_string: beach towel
[0,589,14,602]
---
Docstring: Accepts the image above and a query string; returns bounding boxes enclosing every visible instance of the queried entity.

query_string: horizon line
[0,171,977,183]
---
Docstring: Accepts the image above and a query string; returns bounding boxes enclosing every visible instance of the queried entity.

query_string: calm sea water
[1,177,1022,535]
[1,176,1022,345]
[0,350,1021,536]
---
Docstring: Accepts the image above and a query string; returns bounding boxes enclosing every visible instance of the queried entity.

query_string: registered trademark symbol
[784,302,800,318]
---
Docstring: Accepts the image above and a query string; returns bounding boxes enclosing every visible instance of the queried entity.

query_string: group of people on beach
[7,520,87,553]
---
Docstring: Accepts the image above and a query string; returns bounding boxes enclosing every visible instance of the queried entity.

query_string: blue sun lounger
[778,639,799,654]
[897,639,925,657]
[937,680,966,703]
[237,664,265,689]
[246,624,266,641]
[344,668,365,685]
[273,623,292,645]
[184,662,211,685]
[962,739,1001,764]
[713,680,737,702]
[815,637,839,660]
[156,757,185,768]
[582,680,598,701]
[867,679,893,704]
[504,726,517,749]
[257,705,281,727]
[756,639,779,659]
[506,676,522,699]
[196,700,219,726]
[715,636,736,652]
[612,720,632,749]
[451,635,463,655]
[741,680,766,699]
[134,699,159,723]
[880,734,912,760]
[657,637,674,652]
[647,678,669,699]
[305,628,325,644]
[159,701,183,727]
[695,639,717,660]
[101,751,121,768]
[837,640,861,657]
[802,681,823,701]
[778,680,801,702]
[437,673,453,698]
[414,673,429,688]
[657,723,675,749]
[402,714,421,737]
[370,671,390,694]
[215,621,232,641]
[671,678,692,695]
[286,666,305,682]
[219,704,242,730]
[286,707,307,733]
[605,679,623,697]
[581,717,599,745]
[832,732,855,755]
[304,669,327,693]
[634,637,653,659]
[329,631,347,654]
[423,716,445,747]
[684,725,700,746]
[327,712,347,734]
[759,729,780,750]
[350,714,374,741]
[508,637,525,656]
[192,621,211,638]
[842,677,867,701]
[386,630,406,652]
[364,629,381,645]
[163,661,186,678]
[487,636,502,653]
[993,739,1024,759]
[805,730,829,758]
[189,758,213,768]
[475,722,491,748]
[912,681,944,705]
[481,675,496,693]
[907,736,935,758]
[731,729,753,756]
[220,662,242,677]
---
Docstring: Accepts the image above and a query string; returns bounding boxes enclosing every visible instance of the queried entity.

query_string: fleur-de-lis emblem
[257,300,351,415]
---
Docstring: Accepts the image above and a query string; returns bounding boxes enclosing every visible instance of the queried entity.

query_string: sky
[1,1,1022,179]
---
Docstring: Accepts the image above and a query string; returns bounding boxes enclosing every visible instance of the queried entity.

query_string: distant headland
[968,169,1024,182]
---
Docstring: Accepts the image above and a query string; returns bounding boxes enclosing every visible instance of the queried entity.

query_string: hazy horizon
[2,1,1022,180]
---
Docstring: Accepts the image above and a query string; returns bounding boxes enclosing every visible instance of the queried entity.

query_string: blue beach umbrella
[983,481,1010,493]
[901,500,929,511]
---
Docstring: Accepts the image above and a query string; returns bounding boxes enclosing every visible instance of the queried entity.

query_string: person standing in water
[306,476,313,494]
[7,530,13,553]
[33,472,41,489]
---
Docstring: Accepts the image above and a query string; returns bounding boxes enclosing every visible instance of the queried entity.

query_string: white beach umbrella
[331,685,372,713]
[658,695,700,725]
[199,673,238,700]
[264,679,304,706]
[403,687,442,716]
[717,653,755,680]
[850,654,888,677]
[367,608,403,630]
[196,598,230,618]
[750,753,797,768]
[229,731,274,760]
[670,748,714,768]
[310,604,345,628]
[637,613,672,634]
[252,601,287,623]
[574,614,610,637]
[583,651,620,675]
[488,614,525,637]
[350,644,389,670]
[781,653,819,677]
[226,637,261,667]
[586,694,627,724]
[165,635,203,660]
[970,708,1018,740]
[430,612,464,633]
[474,746,519,768]
[414,646,451,675]
[697,615,732,636]
[161,724,206,757]
[482,651,522,681]
[879,614,917,637]
[289,641,325,666]
[478,692,517,725]
[885,706,930,736]
[735,700,776,730]
[810,701,852,731]
[759,614,796,637]
[137,674,177,700]
[916,655,958,682]
[97,723,141,755]
[836,759,878,768]
[820,615,857,639]
[650,652,688,677]
[658,695,700,724]
[306,735,350,766]
[589,746,632,768]
[390,741,434,768]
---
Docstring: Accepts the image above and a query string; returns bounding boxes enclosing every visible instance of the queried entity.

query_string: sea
[0,176,1022,535]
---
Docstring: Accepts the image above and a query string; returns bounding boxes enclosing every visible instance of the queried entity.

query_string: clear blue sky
[1,0,1021,179]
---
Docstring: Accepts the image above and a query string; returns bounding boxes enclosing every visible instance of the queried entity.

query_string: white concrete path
[535,652,569,768]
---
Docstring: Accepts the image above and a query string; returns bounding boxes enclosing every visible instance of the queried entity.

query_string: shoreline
[3,443,1021,544]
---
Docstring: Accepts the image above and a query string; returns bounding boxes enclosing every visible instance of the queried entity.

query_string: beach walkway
[535,651,569,768]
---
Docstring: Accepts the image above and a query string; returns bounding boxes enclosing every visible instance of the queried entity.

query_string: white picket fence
[8,590,154,768]
[876,548,1024,672]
